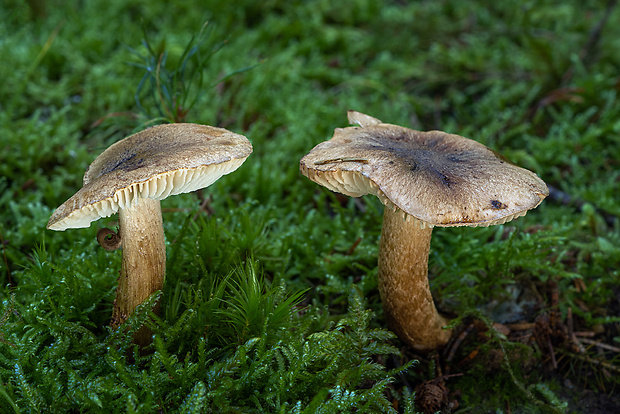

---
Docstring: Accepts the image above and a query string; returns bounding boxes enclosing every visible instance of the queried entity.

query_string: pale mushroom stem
[378,206,452,352]
[111,197,166,346]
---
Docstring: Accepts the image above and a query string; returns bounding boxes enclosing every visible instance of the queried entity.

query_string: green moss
[1,0,620,412]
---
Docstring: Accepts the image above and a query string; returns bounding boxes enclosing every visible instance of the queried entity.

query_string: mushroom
[47,123,252,344]
[300,111,548,352]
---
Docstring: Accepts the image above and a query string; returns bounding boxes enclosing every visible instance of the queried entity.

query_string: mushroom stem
[378,206,452,352]
[111,197,166,346]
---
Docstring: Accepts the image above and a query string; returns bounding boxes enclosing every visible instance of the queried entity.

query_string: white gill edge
[48,159,245,231]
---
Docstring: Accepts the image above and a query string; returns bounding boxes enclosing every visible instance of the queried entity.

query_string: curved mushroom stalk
[111,197,165,346]
[378,207,451,352]
[300,110,548,352]
[47,123,253,347]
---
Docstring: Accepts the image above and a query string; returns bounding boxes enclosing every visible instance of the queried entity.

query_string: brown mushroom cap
[300,111,548,227]
[48,123,252,231]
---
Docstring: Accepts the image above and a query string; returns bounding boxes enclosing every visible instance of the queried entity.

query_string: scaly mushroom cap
[300,111,548,227]
[48,123,252,231]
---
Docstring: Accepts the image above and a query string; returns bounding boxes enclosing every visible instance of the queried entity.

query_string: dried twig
[445,323,474,363]
[579,338,620,353]
[559,350,620,374]
[566,307,586,353]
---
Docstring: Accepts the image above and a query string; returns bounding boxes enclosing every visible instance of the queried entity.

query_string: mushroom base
[111,198,166,347]
[378,207,452,352]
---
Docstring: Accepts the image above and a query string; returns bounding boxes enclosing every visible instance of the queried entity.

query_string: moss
[1,0,620,412]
